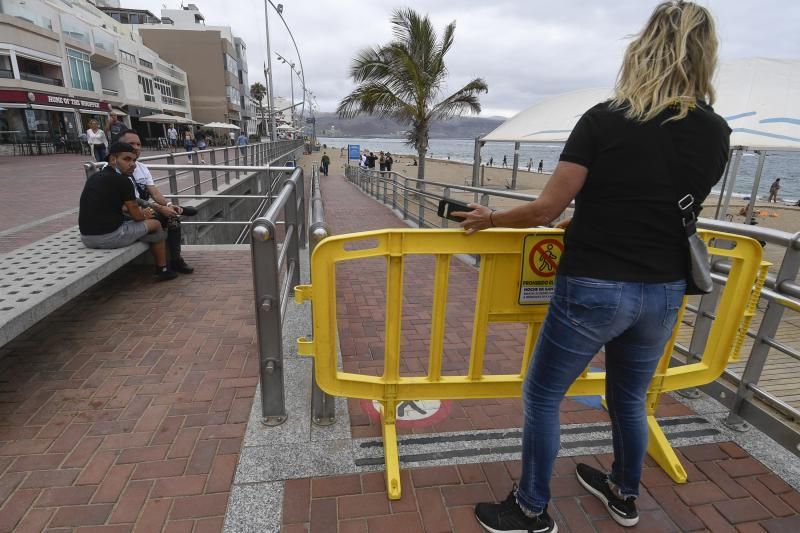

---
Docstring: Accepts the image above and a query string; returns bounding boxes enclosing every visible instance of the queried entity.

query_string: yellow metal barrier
[295,228,763,499]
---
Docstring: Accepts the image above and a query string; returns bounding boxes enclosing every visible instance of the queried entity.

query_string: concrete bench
[0,227,147,347]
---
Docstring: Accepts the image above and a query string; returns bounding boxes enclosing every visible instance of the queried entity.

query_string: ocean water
[319,136,800,204]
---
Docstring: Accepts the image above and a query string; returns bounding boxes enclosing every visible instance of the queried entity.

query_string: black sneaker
[475,486,557,533]
[576,463,639,527]
[155,267,178,281]
[171,259,194,274]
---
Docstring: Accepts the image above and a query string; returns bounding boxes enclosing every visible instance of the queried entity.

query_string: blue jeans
[516,276,685,513]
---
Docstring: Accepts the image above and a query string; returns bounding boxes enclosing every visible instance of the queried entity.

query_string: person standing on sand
[386,153,394,172]
[460,3,730,531]
[769,179,781,202]
[489,156,493,167]
[502,155,508,167]
[538,159,544,173]
[379,151,386,171]
[527,158,533,172]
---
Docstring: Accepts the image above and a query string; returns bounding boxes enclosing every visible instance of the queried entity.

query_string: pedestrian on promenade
[105,112,125,144]
[379,151,386,171]
[527,158,533,172]
[768,179,781,202]
[195,130,207,163]
[229,130,236,146]
[321,151,330,176]
[183,131,194,162]
[538,159,544,173]
[502,155,508,168]
[86,119,108,162]
[167,124,178,153]
[459,3,731,531]
[385,153,394,172]
[237,131,248,158]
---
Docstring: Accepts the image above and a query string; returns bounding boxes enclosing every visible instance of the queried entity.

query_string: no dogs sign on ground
[519,234,564,305]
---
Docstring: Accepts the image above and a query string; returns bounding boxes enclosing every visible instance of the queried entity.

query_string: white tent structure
[476,58,800,217]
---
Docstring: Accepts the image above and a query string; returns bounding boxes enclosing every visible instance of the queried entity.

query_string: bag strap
[659,123,697,237]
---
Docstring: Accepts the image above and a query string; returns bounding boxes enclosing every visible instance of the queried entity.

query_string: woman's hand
[452,203,494,235]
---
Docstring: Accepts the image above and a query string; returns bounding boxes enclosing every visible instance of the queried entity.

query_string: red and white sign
[360,399,451,428]
[0,90,109,111]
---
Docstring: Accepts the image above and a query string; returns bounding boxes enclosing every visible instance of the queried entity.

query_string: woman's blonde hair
[611,1,718,122]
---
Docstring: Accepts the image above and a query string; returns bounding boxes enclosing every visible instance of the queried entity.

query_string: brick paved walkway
[0,249,258,532]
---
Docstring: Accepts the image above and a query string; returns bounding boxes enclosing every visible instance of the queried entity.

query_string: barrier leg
[379,400,402,500]
[646,413,687,483]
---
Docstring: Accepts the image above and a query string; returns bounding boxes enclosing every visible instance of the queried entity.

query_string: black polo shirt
[79,166,136,235]
[558,100,731,282]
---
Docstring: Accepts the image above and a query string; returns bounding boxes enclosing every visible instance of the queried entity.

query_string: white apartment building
[0,0,192,150]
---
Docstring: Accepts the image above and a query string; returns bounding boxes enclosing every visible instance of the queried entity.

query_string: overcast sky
[131,0,799,117]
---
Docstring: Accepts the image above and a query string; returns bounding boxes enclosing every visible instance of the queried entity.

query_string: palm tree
[250,82,267,138]
[337,8,488,181]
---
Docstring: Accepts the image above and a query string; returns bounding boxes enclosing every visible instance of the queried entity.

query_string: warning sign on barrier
[519,234,564,305]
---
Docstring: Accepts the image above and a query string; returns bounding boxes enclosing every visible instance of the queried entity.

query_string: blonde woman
[467,3,731,531]
[86,119,108,162]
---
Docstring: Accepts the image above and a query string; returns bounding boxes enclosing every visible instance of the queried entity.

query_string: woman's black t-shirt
[557,100,731,283]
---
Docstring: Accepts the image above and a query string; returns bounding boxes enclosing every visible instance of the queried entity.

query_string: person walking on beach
[527,158,533,172]
[460,3,730,531]
[320,152,330,176]
[502,155,508,168]
[538,159,544,173]
[769,178,781,202]
[489,156,493,167]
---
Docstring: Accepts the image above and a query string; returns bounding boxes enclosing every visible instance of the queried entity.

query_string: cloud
[131,0,800,116]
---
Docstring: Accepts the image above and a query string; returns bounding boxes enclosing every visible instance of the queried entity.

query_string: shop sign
[45,95,106,109]
[0,89,109,111]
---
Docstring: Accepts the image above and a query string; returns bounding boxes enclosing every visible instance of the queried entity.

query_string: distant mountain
[313,112,504,139]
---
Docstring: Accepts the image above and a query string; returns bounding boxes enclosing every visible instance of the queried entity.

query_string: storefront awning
[31,104,74,113]
[110,107,127,116]
[79,109,108,115]
[0,103,28,109]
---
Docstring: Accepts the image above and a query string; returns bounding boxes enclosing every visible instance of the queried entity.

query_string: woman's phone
[437,198,471,222]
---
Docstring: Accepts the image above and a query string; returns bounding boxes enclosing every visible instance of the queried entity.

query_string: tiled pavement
[0,248,258,532]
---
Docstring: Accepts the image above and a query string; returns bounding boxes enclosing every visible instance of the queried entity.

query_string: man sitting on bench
[79,142,177,281]
[118,129,195,274]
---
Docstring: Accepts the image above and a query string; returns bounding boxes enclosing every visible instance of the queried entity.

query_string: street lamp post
[263,1,278,141]
[266,1,306,124]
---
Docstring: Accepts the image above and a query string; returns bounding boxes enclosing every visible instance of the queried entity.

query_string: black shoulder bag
[660,124,714,295]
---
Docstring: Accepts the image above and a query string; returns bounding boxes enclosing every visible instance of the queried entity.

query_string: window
[153,77,173,97]
[139,58,153,69]
[138,74,155,102]
[120,50,136,64]
[224,54,237,75]
[227,85,240,105]
[66,48,93,91]
[0,55,12,78]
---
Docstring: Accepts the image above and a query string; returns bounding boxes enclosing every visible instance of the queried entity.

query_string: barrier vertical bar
[418,180,425,227]
[223,147,231,184]
[285,175,302,290]
[442,187,451,228]
[392,173,397,211]
[209,150,218,191]
[250,219,287,426]
[725,239,800,430]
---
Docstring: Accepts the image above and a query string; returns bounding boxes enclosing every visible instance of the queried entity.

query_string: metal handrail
[347,165,800,439]
[250,166,306,426]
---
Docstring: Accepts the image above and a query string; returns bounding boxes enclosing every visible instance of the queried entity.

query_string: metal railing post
[209,150,218,191]
[418,180,425,227]
[192,153,201,195]
[403,178,409,220]
[724,240,800,430]
[284,176,302,290]
[166,154,177,194]
[308,170,335,425]
[250,219,287,426]
[442,187,451,228]
[392,172,397,211]
[223,147,231,184]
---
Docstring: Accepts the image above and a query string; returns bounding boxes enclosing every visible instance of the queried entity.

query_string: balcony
[102,88,119,97]
[20,72,63,86]
[160,95,186,107]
